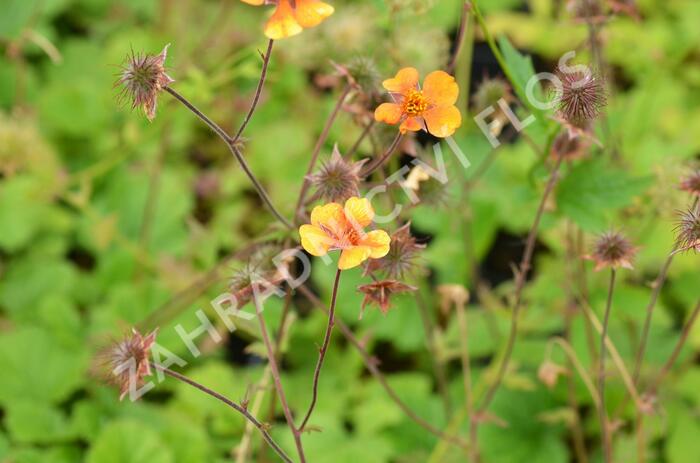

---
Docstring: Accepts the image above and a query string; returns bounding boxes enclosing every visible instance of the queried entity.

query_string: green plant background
[1,0,699,462]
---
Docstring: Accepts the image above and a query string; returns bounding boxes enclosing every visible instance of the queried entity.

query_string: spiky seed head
[230,243,288,306]
[674,207,700,254]
[365,222,425,279]
[567,0,606,21]
[679,170,700,197]
[345,56,381,95]
[357,279,417,318]
[585,231,637,271]
[309,145,366,203]
[555,69,606,127]
[116,44,174,121]
[472,77,513,113]
[102,328,158,401]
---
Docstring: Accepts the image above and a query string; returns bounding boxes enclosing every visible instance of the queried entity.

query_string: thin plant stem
[296,284,470,451]
[470,0,535,116]
[446,1,472,75]
[565,326,591,463]
[299,268,342,431]
[252,293,307,463]
[359,132,403,178]
[164,87,293,229]
[138,120,170,274]
[632,250,675,384]
[261,288,295,458]
[416,290,453,418]
[548,337,601,409]
[151,363,293,463]
[635,297,700,463]
[599,269,616,463]
[232,39,274,145]
[477,154,565,411]
[647,298,700,394]
[294,84,352,222]
[454,296,476,461]
[237,366,272,463]
[633,197,699,388]
[576,294,643,408]
[576,226,599,366]
[345,118,375,159]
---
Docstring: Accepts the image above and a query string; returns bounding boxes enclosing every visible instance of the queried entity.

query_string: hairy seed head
[586,231,637,271]
[674,207,700,253]
[309,145,366,203]
[365,222,425,279]
[116,44,174,121]
[679,169,700,197]
[555,69,606,126]
[102,328,157,401]
[472,77,513,113]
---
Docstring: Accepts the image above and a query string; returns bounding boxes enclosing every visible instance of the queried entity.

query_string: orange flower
[374,67,462,138]
[241,0,334,40]
[299,197,391,270]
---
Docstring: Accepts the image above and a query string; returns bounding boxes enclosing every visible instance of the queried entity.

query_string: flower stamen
[402,89,429,116]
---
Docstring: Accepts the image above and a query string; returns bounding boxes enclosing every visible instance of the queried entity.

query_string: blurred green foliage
[1,0,700,462]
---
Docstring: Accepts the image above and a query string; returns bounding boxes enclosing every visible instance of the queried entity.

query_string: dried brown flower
[105,328,157,401]
[674,206,700,254]
[357,280,417,317]
[309,145,366,203]
[116,44,174,121]
[555,69,606,126]
[365,222,425,279]
[437,284,470,316]
[472,77,513,113]
[538,360,567,389]
[550,130,591,161]
[585,231,637,271]
[230,244,289,306]
[679,170,700,197]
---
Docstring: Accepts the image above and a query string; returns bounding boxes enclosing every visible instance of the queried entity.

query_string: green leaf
[86,419,174,463]
[0,0,40,39]
[497,36,549,128]
[5,400,72,444]
[480,388,568,463]
[0,176,52,251]
[0,327,87,406]
[556,158,653,231]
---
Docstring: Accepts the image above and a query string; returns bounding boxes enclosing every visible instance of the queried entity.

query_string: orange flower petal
[293,0,334,28]
[382,67,419,94]
[344,197,374,228]
[310,202,346,235]
[361,230,391,258]
[299,224,334,256]
[374,103,402,125]
[399,116,423,134]
[264,0,303,39]
[422,70,459,106]
[338,246,372,270]
[423,105,461,138]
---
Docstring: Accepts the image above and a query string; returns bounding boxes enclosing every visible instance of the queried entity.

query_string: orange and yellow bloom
[299,197,391,270]
[241,0,334,40]
[374,67,462,138]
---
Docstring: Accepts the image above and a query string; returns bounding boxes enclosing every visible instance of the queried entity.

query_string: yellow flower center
[402,89,429,116]
[320,222,362,250]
